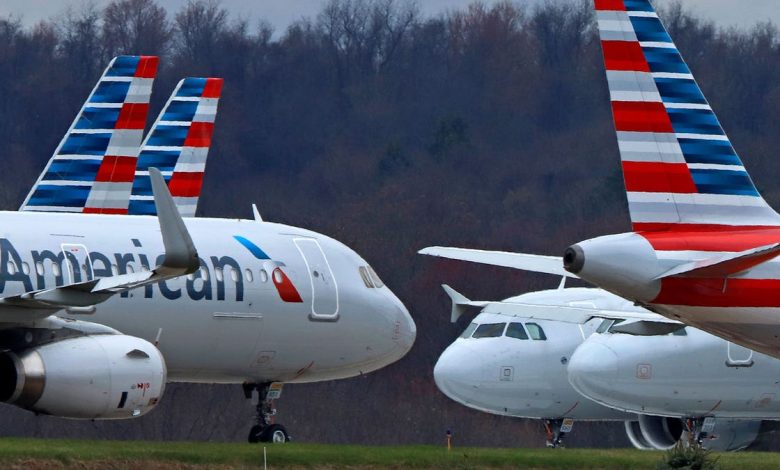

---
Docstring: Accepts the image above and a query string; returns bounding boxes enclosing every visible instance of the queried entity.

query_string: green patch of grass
[0,439,776,469]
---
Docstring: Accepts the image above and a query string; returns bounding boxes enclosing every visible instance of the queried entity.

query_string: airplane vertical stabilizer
[21,56,158,214]
[594,0,780,230]
[129,78,223,217]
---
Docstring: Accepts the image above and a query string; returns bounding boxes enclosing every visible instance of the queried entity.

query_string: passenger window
[259,269,269,283]
[368,266,384,288]
[230,268,239,283]
[525,323,547,340]
[52,263,61,277]
[215,268,224,282]
[6,262,15,275]
[111,264,119,276]
[35,262,44,276]
[21,262,30,276]
[460,322,478,339]
[359,267,374,288]
[199,267,209,281]
[472,323,506,339]
[506,323,529,340]
[245,269,254,283]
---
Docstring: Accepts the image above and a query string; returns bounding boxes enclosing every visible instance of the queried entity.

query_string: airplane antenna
[252,203,263,222]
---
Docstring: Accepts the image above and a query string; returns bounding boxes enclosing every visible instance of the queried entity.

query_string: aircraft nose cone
[567,341,619,404]
[434,343,483,404]
[393,300,416,353]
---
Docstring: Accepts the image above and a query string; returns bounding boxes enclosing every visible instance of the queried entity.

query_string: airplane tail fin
[129,78,223,217]
[594,0,780,231]
[21,56,158,214]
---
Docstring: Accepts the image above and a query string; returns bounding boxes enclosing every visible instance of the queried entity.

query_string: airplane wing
[654,242,780,279]
[441,284,682,332]
[0,168,199,322]
[419,246,577,278]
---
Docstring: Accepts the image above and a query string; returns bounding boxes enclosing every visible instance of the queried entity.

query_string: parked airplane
[1,58,415,444]
[562,0,780,359]
[432,282,768,450]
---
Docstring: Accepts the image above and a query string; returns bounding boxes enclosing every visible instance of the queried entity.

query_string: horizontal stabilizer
[442,284,489,323]
[655,243,780,279]
[420,247,576,278]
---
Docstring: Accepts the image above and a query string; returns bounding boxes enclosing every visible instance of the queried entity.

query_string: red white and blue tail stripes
[129,78,222,217]
[21,56,158,214]
[595,0,780,231]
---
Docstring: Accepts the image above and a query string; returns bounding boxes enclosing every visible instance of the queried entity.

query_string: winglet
[150,167,199,275]
[442,284,489,323]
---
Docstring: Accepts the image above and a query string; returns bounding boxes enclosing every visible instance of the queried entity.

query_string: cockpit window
[359,267,374,288]
[525,323,547,340]
[672,327,687,336]
[472,323,506,339]
[506,322,529,340]
[367,266,384,288]
[460,322,478,339]
[596,319,614,334]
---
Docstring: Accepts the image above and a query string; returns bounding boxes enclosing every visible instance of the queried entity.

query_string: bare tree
[102,0,171,57]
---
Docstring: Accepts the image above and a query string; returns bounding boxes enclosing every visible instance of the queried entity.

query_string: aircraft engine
[625,417,762,451]
[0,334,166,419]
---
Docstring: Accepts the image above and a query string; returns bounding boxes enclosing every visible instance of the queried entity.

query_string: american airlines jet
[562,1,780,359]
[1,56,415,444]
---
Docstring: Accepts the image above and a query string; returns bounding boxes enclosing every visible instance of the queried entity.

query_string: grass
[0,438,777,469]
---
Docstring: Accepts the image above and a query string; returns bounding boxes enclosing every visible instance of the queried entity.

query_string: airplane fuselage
[0,211,415,384]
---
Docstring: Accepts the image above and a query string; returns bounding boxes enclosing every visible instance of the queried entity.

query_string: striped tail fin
[21,56,158,214]
[129,77,223,217]
[594,0,780,231]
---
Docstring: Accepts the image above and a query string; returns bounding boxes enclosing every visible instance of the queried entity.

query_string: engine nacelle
[0,334,166,419]
[625,417,762,451]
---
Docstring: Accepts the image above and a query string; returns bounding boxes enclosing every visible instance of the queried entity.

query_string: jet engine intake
[0,334,166,419]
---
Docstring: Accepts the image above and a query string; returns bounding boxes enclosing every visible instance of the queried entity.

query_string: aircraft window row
[461,322,548,341]
[359,266,384,288]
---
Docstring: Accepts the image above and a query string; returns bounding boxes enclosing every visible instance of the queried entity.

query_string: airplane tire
[248,425,264,443]
[261,424,290,443]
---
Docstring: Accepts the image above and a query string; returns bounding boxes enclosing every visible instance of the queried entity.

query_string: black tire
[248,424,264,444]
[260,424,290,443]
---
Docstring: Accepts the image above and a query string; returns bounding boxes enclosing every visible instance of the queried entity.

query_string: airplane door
[726,342,754,367]
[293,238,339,321]
[61,244,93,283]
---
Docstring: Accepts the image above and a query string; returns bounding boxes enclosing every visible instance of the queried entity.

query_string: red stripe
[115,103,149,130]
[273,268,303,303]
[601,41,649,72]
[94,155,136,183]
[654,278,780,307]
[640,228,780,251]
[202,78,223,98]
[83,207,129,215]
[594,0,625,11]
[135,56,159,78]
[184,122,214,147]
[168,172,203,197]
[612,101,674,133]
[623,161,696,193]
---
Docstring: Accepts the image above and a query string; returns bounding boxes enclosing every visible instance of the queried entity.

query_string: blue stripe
[630,17,672,43]
[136,150,179,171]
[691,169,759,196]
[162,101,198,122]
[75,106,121,129]
[128,199,157,215]
[147,125,188,147]
[624,0,654,12]
[131,173,171,195]
[176,78,207,97]
[679,138,741,166]
[643,47,690,75]
[668,108,724,135]
[44,160,102,181]
[90,81,131,104]
[655,77,706,105]
[234,236,271,260]
[59,133,112,156]
[27,185,91,207]
[106,56,140,77]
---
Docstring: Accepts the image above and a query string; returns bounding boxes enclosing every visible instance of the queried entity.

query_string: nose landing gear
[243,382,291,443]
[543,418,574,448]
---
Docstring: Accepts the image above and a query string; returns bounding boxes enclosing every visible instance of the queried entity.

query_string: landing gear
[684,417,716,447]
[243,382,290,443]
[543,418,574,448]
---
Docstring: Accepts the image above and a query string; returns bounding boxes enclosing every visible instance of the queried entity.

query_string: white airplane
[0,56,416,444]
[423,248,771,450]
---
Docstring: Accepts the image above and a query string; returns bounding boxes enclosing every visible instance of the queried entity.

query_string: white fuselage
[433,288,633,420]
[0,211,416,384]
[569,326,780,419]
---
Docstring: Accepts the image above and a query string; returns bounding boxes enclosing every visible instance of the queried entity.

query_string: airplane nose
[393,299,416,353]
[434,343,483,404]
[567,341,619,404]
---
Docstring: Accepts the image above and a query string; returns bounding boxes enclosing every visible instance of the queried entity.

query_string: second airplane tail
[595,0,780,231]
